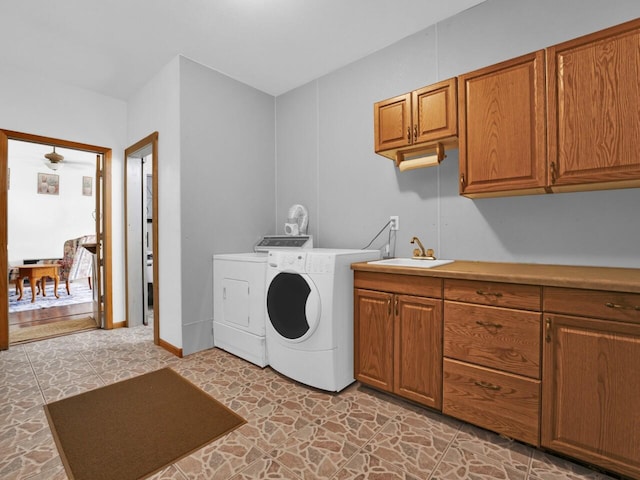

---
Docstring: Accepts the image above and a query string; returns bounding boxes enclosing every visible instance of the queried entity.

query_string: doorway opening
[0,130,113,350]
[124,132,159,345]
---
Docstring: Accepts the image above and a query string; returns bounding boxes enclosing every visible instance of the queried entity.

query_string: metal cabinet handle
[605,302,640,311]
[545,318,552,343]
[395,297,399,316]
[476,290,503,298]
[476,320,502,329]
[413,125,418,142]
[474,381,501,391]
[388,299,392,316]
[407,126,411,142]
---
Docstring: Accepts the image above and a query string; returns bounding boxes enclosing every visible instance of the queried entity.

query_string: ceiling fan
[43,146,89,171]
[43,146,65,170]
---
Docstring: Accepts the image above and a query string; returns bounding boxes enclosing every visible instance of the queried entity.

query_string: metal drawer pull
[476,290,503,298]
[476,321,503,329]
[605,302,640,311]
[474,381,501,391]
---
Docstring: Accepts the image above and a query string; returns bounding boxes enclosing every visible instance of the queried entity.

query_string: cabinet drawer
[445,279,541,310]
[544,287,640,324]
[444,302,541,378]
[443,359,540,446]
[354,271,442,298]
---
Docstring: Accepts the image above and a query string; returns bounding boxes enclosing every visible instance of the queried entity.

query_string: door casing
[124,132,159,345]
[0,129,113,350]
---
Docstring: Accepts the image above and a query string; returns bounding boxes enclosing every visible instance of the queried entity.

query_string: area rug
[8,282,93,313]
[10,317,98,344]
[44,367,246,480]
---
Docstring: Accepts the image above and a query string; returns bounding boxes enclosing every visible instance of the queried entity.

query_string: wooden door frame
[124,132,159,345]
[0,130,113,350]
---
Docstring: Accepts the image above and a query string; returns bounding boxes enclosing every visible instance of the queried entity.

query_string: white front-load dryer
[265,248,380,391]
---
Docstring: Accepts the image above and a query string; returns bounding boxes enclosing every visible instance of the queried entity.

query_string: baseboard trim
[112,321,126,329]
[159,338,183,358]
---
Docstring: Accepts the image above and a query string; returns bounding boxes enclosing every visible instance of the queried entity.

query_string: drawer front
[445,279,541,310]
[444,302,541,378]
[544,287,640,324]
[354,271,442,298]
[443,358,540,446]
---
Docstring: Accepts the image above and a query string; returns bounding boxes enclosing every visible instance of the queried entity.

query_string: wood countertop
[351,260,640,293]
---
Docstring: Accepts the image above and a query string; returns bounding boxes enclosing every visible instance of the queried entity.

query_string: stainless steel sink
[368,258,454,268]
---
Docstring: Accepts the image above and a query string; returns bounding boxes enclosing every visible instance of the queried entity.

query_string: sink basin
[368,258,454,268]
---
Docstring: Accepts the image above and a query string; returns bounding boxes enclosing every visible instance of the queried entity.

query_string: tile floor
[0,326,620,479]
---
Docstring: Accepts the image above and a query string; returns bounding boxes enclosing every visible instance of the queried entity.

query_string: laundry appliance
[213,234,312,367]
[265,248,380,391]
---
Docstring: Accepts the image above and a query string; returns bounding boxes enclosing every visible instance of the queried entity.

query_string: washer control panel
[267,251,334,274]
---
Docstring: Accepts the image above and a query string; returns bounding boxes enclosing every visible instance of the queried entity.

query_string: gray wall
[275,0,640,268]
[179,57,276,355]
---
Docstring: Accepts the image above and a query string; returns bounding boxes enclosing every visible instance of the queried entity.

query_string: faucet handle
[413,248,422,257]
[426,249,436,260]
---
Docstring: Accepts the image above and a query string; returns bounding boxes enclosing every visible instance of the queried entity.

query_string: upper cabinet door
[413,78,458,145]
[458,51,547,197]
[374,93,412,152]
[547,18,640,191]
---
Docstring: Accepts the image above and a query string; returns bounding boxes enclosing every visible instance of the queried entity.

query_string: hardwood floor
[9,302,94,328]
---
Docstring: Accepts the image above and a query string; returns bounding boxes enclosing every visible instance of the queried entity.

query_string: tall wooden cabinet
[374,78,458,163]
[458,51,547,198]
[354,271,442,409]
[542,287,640,479]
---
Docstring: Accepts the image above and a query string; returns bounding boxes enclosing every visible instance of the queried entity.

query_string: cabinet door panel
[414,78,457,144]
[542,314,640,479]
[548,19,640,190]
[459,51,547,197]
[354,289,393,391]
[394,295,442,409]
[374,93,412,152]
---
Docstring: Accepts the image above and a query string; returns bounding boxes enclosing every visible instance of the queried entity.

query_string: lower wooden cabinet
[542,313,640,479]
[353,267,640,479]
[443,279,542,446]
[354,272,443,409]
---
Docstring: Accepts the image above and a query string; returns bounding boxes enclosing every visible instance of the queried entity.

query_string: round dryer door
[266,272,320,342]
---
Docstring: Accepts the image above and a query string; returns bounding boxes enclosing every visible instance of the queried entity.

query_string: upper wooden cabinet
[547,18,640,192]
[374,78,458,163]
[459,18,640,197]
[458,51,547,197]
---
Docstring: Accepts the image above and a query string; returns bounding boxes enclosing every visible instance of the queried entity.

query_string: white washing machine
[265,248,381,392]
[213,252,269,367]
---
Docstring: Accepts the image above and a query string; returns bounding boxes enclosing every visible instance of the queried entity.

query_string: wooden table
[15,264,60,303]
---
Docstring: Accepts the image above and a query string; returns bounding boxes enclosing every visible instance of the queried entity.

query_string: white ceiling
[0,0,486,99]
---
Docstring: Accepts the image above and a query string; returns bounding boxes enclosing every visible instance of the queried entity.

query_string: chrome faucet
[411,236,436,259]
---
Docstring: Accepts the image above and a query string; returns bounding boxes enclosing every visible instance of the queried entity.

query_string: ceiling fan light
[43,158,61,170]
[43,146,64,170]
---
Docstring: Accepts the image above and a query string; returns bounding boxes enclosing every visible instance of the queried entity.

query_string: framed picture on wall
[37,172,59,195]
[83,176,93,196]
